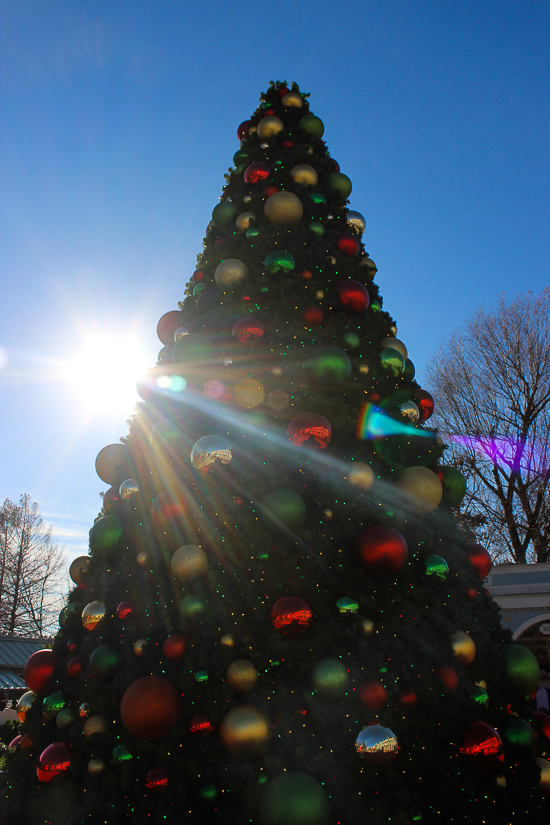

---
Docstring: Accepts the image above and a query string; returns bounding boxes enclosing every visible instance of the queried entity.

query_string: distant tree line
[0,494,64,637]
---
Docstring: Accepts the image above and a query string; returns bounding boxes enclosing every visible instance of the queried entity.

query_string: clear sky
[1,0,548,566]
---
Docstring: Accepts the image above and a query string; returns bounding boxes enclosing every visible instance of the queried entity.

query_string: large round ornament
[237,120,252,140]
[191,435,232,472]
[95,443,129,485]
[337,280,369,313]
[378,337,407,360]
[451,631,476,666]
[440,467,467,507]
[348,462,375,491]
[82,601,106,632]
[400,400,420,422]
[171,545,209,582]
[88,758,105,777]
[532,711,550,739]
[289,164,318,186]
[464,543,492,580]
[357,525,408,576]
[37,742,71,783]
[355,724,399,766]
[69,556,90,584]
[173,332,213,363]
[346,210,366,236]
[395,466,443,514]
[212,201,237,227]
[460,721,504,774]
[257,116,284,139]
[264,251,295,274]
[89,514,124,554]
[17,691,36,722]
[502,716,536,759]
[56,708,75,731]
[327,172,352,198]
[504,644,540,695]
[226,659,259,692]
[219,705,271,759]
[157,310,183,345]
[435,665,458,690]
[311,659,349,700]
[83,715,108,738]
[102,486,119,511]
[264,191,303,225]
[23,649,57,696]
[380,347,405,376]
[67,656,82,677]
[536,757,550,797]
[359,680,388,710]
[163,634,187,660]
[287,413,331,449]
[236,212,256,232]
[42,691,65,719]
[302,306,324,326]
[298,115,325,138]
[271,596,312,635]
[116,601,132,619]
[414,389,435,423]
[180,593,206,618]
[120,676,181,741]
[244,163,271,184]
[258,772,330,825]
[282,92,303,108]
[261,489,306,531]
[215,258,248,289]
[232,317,265,343]
[89,644,120,679]
[309,345,351,380]
[424,554,449,580]
[336,232,360,257]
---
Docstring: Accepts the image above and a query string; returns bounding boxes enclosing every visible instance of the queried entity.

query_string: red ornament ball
[37,742,71,783]
[192,268,204,282]
[359,681,387,710]
[435,665,458,690]
[264,184,279,197]
[146,768,169,791]
[460,721,504,774]
[302,306,324,327]
[287,412,331,449]
[466,587,478,599]
[414,389,434,423]
[163,634,187,660]
[337,279,370,314]
[271,597,312,636]
[330,158,340,172]
[464,543,492,580]
[276,86,289,98]
[232,317,264,343]
[23,649,57,696]
[282,140,294,148]
[120,676,181,741]
[398,689,417,708]
[102,487,119,511]
[237,120,252,140]
[357,525,408,576]
[67,657,82,678]
[67,640,76,652]
[21,734,33,749]
[157,311,182,346]
[302,270,313,279]
[244,163,270,184]
[532,711,550,740]
[337,232,360,257]
[116,601,132,619]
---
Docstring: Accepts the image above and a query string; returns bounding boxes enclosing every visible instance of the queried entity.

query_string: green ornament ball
[211,201,237,227]
[440,466,467,507]
[471,686,489,706]
[298,115,325,139]
[370,300,381,313]
[43,691,65,719]
[264,251,295,274]
[180,594,206,618]
[308,192,326,204]
[308,222,325,237]
[89,514,124,554]
[259,772,330,825]
[112,744,133,762]
[246,227,260,238]
[380,347,405,377]
[503,716,537,759]
[59,602,78,626]
[311,659,349,700]
[327,172,352,199]
[233,150,249,166]
[309,345,351,381]
[56,708,75,730]
[261,489,306,531]
[424,554,449,580]
[89,645,120,679]
[344,332,360,348]
[504,644,540,695]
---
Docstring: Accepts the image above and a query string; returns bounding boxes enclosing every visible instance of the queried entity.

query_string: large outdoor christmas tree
[3,81,550,825]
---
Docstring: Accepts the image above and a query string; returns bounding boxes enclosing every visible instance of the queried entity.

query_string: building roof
[0,669,26,689]
[0,636,49,670]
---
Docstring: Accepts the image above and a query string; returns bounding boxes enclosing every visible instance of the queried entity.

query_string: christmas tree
[3,81,550,825]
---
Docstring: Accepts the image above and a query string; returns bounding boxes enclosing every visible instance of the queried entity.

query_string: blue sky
[1,0,548,565]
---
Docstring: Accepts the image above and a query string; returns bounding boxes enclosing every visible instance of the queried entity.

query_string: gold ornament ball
[219,705,272,759]
[243,195,252,204]
[81,600,106,631]
[282,92,303,108]
[451,631,476,666]
[226,659,259,693]
[17,691,36,722]
[536,758,550,796]
[236,212,256,232]
[137,552,148,566]
[215,258,249,289]
[347,462,374,491]
[84,714,108,738]
[361,618,375,636]
[378,337,408,361]
[171,545,209,582]
[87,758,105,777]
[289,164,318,186]
[220,634,235,647]
[56,708,75,730]
[133,639,148,656]
[396,467,443,514]
[359,256,378,273]
[257,116,284,140]
[69,556,90,584]
[264,191,303,226]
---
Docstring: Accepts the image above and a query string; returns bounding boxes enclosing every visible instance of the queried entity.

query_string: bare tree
[0,495,65,636]
[427,289,550,564]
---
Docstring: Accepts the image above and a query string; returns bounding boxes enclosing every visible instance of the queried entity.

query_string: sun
[63,335,151,415]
